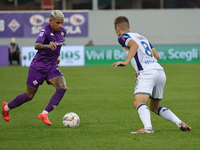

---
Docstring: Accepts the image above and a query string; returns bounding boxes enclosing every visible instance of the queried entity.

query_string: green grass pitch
[0,63,199,150]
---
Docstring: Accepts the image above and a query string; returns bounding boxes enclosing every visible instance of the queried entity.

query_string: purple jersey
[26,24,66,88]
[30,24,66,70]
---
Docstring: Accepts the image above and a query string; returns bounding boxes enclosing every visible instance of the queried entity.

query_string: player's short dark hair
[114,16,130,31]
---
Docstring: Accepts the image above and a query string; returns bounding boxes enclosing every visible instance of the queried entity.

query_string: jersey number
[141,41,153,57]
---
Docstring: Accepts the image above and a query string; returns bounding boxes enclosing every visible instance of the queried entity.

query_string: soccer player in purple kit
[2,10,67,125]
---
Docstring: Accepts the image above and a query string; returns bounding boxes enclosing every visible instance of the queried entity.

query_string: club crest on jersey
[50,33,54,36]
[33,80,38,85]
[39,32,44,37]
[61,32,64,37]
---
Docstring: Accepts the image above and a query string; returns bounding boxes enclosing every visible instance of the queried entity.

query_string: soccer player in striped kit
[2,10,67,125]
[112,16,191,133]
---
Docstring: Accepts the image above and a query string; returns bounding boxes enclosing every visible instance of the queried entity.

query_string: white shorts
[134,69,166,100]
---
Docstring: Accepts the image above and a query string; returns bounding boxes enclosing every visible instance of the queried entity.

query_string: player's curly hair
[114,16,130,31]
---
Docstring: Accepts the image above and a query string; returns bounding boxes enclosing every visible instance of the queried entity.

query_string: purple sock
[45,88,66,113]
[8,93,31,109]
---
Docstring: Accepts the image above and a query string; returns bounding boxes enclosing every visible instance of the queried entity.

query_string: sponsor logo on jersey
[50,33,54,36]
[50,41,63,45]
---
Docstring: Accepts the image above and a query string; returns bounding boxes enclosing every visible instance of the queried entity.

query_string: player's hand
[56,59,60,68]
[49,42,58,50]
[134,72,138,81]
[112,61,127,69]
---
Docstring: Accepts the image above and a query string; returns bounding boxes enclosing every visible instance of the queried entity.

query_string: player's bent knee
[25,92,35,100]
[27,95,34,100]
[59,87,67,91]
[62,87,67,90]
[133,98,144,109]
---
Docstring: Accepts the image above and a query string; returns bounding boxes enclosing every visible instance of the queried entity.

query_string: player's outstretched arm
[112,40,138,69]
[112,61,127,69]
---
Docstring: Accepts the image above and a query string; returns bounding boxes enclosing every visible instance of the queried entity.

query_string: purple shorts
[26,66,63,88]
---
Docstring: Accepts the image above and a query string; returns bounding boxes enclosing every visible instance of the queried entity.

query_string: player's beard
[56,27,61,32]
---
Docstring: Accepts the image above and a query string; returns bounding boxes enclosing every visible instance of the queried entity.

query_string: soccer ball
[63,112,80,128]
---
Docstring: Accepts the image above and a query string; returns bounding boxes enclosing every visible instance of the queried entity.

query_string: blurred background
[0,0,200,66]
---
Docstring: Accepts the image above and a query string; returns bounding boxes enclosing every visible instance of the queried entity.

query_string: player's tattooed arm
[35,42,49,50]
[35,42,57,50]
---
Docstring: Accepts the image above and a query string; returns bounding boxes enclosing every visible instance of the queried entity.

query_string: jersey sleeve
[118,33,132,47]
[35,28,47,44]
